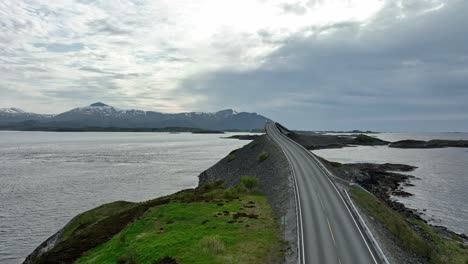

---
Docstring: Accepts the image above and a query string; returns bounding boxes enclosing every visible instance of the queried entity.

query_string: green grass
[408,218,468,264]
[257,151,269,162]
[75,192,282,264]
[240,176,259,190]
[63,201,136,239]
[351,188,468,263]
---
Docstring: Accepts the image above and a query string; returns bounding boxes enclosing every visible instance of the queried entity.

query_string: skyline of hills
[0,102,270,130]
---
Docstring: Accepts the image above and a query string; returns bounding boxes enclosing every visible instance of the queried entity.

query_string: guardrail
[308,153,373,195]
[343,189,390,264]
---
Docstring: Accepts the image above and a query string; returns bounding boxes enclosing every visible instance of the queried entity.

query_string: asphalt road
[266,123,379,264]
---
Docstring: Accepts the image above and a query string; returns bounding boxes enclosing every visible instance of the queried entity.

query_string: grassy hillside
[351,188,468,264]
[32,180,283,264]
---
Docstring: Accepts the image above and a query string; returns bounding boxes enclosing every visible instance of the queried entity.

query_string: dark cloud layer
[177,1,468,131]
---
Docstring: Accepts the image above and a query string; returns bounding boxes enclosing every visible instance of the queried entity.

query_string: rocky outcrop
[224,134,261,140]
[389,139,468,148]
[22,229,64,264]
[288,132,389,150]
[317,158,423,219]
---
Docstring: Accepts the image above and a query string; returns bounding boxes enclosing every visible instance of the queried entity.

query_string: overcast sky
[1,0,467,131]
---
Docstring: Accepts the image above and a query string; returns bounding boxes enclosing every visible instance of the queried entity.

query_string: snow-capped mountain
[0,103,270,130]
[0,108,53,122]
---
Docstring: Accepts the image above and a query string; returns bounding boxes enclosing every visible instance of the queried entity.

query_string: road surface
[266,123,379,264]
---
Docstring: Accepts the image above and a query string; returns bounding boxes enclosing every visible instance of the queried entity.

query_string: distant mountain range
[0,102,270,131]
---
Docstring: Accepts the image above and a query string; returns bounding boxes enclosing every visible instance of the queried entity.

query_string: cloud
[174,0,468,131]
[281,3,308,15]
[86,19,132,36]
[0,0,466,131]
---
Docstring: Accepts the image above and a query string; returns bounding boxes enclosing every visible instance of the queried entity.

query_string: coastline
[285,130,468,263]
[22,134,295,264]
[21,131,468,264]
[317,156,467,240]
[288,130,468,237]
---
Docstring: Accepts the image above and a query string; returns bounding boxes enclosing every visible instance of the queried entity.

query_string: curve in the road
[266,123,380,264]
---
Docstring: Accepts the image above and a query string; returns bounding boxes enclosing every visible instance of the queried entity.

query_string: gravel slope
[199,135,297,263]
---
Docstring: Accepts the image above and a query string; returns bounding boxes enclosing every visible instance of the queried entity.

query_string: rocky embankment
[23,135,294,264]
[199,135,297,263]
[317,158,422,218]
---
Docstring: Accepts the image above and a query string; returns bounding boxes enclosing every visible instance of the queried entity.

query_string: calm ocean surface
[0,132,253,264]
[314,132,468,236]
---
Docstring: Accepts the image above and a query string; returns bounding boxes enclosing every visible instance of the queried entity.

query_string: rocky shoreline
[314,151,468,244]
[288,130,467,236]
[21,129,468,264]
[288,132,389,150]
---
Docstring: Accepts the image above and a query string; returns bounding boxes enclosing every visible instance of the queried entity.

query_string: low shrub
[223,189,238,199]
[241,176,259,190]
[198,181,224,194]
[257,151,269,162]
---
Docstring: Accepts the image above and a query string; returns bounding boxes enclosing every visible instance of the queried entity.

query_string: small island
[389,139,468,148]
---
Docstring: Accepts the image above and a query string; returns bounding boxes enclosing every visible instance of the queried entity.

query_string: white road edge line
[309,153,390,264]
[272,124,380,264]
[266,125,305,264]
[344,190,391,264]
[327,218,336,245]
[321,165,379,264]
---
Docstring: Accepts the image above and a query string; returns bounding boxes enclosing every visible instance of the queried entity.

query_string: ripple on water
[0,131,255,264]
[314,132,468,235]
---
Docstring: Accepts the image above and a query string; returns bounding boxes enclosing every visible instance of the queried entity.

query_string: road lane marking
[267,124,305,264]
[327,218,336,245]
[339,257,342,264]
[270,123,379,264]
[313,155,379,264]
[318,195,325,209]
